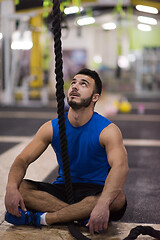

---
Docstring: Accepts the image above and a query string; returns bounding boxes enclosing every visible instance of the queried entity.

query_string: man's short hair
[76,68,102,95]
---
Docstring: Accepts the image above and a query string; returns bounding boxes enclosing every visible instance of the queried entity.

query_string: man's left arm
[87,123,129,235]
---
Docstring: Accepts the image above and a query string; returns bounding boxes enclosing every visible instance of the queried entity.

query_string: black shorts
[25,180,104,203]
[25,179,127,221]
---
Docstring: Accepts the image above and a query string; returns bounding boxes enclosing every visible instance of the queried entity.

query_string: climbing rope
[51,0,74,205]
[51,0,90,239]
[123,225,160,240]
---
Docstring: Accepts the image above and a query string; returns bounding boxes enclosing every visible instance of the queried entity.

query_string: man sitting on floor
[5,68,129,235]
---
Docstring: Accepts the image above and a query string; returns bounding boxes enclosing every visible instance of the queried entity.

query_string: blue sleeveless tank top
[51,112,112,185]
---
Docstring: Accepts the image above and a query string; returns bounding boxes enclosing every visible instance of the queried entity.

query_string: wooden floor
[1,221,160,239]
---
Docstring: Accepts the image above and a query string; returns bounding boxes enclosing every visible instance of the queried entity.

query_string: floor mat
[0,142,19,154]
[122,146,160,224]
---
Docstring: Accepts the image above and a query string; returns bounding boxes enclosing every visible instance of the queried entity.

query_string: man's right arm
[5,121,53,216]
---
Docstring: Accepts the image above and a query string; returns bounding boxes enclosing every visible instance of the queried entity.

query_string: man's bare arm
[87,123,129,235]
[5,121,53,216]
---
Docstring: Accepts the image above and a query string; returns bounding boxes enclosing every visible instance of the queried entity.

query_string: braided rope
[51,0,74,205]
[123,225,160,240]
[51,1,90,239]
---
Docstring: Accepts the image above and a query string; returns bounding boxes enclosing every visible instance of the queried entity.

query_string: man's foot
[5,208,43,228]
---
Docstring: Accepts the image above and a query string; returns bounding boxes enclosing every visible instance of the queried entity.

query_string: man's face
[67,74,96,110]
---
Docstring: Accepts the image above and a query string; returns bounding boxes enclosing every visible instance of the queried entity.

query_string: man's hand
[86,201,110,235]
[5,186,26,217]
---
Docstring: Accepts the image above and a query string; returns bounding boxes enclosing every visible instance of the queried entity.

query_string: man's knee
[110,198,127,221]
[110,190,126,211]
[19,180,37,198]
[109,191,127,221]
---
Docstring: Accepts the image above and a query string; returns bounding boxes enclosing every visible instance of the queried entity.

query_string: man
[5,68,129,235]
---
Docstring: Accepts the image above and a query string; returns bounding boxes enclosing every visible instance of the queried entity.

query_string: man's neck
[68,107,94,127]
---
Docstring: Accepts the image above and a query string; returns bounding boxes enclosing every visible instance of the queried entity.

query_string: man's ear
[92,93,100,103]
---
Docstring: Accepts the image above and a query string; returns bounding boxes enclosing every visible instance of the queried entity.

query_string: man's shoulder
[99,122,123,145]
[36,120,53,143]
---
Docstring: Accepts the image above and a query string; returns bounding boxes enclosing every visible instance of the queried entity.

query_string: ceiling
[13,0,160,32]
[15,0,160,12]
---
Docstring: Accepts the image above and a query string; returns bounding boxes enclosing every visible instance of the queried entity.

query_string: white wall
[62,20,119,69]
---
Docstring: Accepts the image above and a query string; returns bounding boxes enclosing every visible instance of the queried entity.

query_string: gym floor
[0,94,160,239]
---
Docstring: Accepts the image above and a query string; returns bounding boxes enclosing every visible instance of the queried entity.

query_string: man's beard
[67,94,93,110]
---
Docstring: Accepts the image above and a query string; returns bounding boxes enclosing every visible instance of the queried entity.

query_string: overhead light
[93,55,102,64]
[64,6,83,15]
[137,16,157,25]
[128,54,136,63]
[118,56,129,69]
[76,17,95,26]
[136,5,158,14]
[0,33,3,40]
[137,23,152,32]
[11,41,33,50]
[102,22,116,30]
[11,30,33,50]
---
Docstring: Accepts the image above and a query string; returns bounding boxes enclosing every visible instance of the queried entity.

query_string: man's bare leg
[46,195,98,224]
[19,180,68,212]
[46,191,126,225]
[19,180,98,224]
[20,181,126,225]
